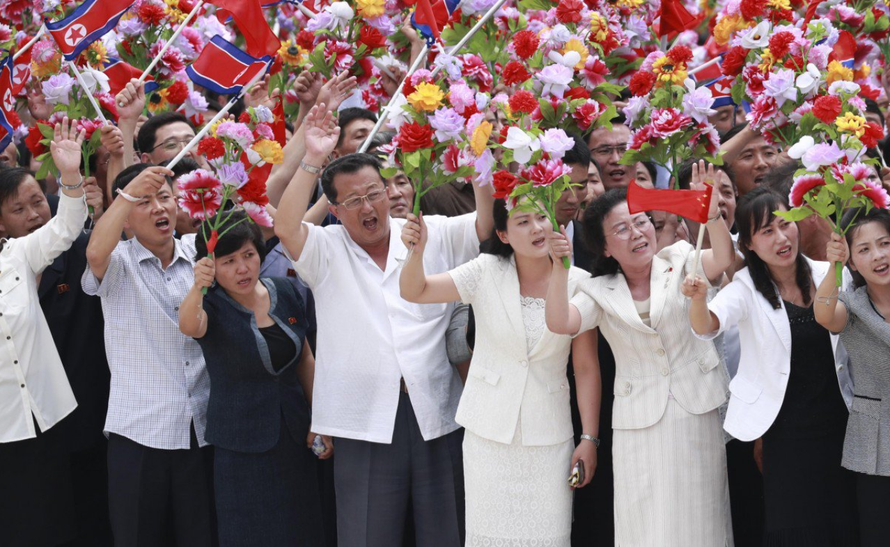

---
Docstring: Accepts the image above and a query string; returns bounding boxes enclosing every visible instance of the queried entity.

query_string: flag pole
[68,62,109,124]
[429,0,509,77]
[688,56,721,77]
[136,0,205,85]
[13,25,46,61]
[165,64,269,170]
[356,43,428,153]
[691,220,707,281]
[296,3,316,19]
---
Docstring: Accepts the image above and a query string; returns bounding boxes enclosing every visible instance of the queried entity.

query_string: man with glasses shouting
[275,104,494,547]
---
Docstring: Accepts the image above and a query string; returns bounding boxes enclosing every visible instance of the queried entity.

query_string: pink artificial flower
[520,158,572,188]
[177,169,223,220]
[743,66,767,99]
[442,144,471,174]
[242,201,274,227]
[691,123,721,155]
[747,96,779,130]
[460,54,493,92]
[76,118,104,141]
[854,179,890,209]
[629,124,657,151]
[789,174,826,207]
[149,41,185,76]
[650,108,692,138]
[573,100,606,131]
[581,56,608,89]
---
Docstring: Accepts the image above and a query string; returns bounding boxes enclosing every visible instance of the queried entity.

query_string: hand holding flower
[401,213,427,253]
[84,177,104,218]
[193,257,216,289]
[825,232,849,266]
[548,227,573,264]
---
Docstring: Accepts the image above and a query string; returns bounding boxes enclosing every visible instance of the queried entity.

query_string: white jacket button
[656,348,665,356]
[520,360,528,368]
[661,368,669,376]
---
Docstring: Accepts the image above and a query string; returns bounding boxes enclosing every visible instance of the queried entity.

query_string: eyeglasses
[150,138,194,153]
[611,217,651,240]
[335,188,386,210]
[592,145,627,159]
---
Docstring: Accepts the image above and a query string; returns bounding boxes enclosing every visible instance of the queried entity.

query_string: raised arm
[814,233,850,333]
[273,104,340,262]
[115,79,145,169]
[681,275,721,334]
[399,213,462,303]
[719,124,758,166]
[85,165,172,280]
[99,124,126,205]
[473,174,495,242]
[179,257,214,339]
[545,228,583,335]
[694,161,733,282]
[570,328,601,489]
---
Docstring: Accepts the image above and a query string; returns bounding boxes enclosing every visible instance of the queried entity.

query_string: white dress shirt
[0,193,87,443]
[292,214,479,443]
[82,234,210,450]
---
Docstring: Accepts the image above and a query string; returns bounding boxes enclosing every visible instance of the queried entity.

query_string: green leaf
[406,151,422,169]
[775,208,814,222]
[518,0,554,10]
[539,99,556,125]
[38,123,55,139]
[380,167,398,178]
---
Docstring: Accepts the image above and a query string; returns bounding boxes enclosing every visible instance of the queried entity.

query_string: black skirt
[213,420,325,547]
[761,425,859,547]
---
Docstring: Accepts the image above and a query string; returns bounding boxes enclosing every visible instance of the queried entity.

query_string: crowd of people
[3,17,890,547]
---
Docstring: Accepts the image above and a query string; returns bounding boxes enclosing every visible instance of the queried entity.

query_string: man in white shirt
[275,106,494,546]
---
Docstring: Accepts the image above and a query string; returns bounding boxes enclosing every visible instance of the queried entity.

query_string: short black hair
[480,199,513,257]
[563,133,591,168]
[864,98,885,126]
[336,108,377,148]
[587,113,627,147]
[582,188,631,276]
[163,157,201,181]
[320,153,383,203]
[843,207,890,288]
[368,131,395,152]
[112,163,161,197]
[136,112,194,154]
[0,166,35,209]
[720,121,749,145]
[195,209,266,263]
[762,160,801,198]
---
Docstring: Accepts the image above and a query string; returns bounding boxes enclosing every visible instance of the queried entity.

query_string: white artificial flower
[740,21,771,49]
[78,67,110,95]
[795,63,821,96]
[503,127,541,165]
[787,136,815,160]
[547,49,582,69]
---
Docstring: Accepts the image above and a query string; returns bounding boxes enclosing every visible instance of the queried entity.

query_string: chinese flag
[627,180,712,223]
[656,0,704,39]
[206,0,280,58]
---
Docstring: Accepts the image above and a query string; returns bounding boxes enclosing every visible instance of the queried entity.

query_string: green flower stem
[546,185,570,269]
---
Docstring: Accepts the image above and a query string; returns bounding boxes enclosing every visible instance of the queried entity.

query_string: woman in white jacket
[400,199,601,547]
[684,187,858,546]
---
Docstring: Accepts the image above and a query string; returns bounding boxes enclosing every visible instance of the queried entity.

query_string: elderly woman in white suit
[684,187,857,545]
[546,162,735,547]
[400,200,601,547]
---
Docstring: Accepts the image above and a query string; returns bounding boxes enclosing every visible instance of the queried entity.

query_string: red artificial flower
[177,169,223,220]
[666,45,693,65]
[581,56,608,87]
[509,90,538,114]
[198,137,225,161]
[397,121,434,153]
[96,93,118,121]
[565,86,590,101]
[739,0,767,21]
[742,65,767,98]
[238,112,252,124]
[498,124,511,144]
[501,61,531,86]
[783,54,805,71]
[358,25,387,51]
[7,111,20,129]
[812,95,842,124]
[76,119,103,141]
[573,100,606,131]
[747,96,779,128]
[789,174,825,207]
[628,71,656,96]
[859,84,882,101]
[491,170,519,199]
[768,32,794,59]
[555,0,584,24]
[512,30,539,60]
[237,172,269,207]
[296,30,316,51]
[628,125,657,151]
[861,121,885,149]
[164,80,189,105]
[520,159,571,188]
[25,124,47,157]
[442,144,470,174]
[459,102,480,120]
[461,54,492,92]
[650,108,693,138]
[0,26,11,43]
[769,8,794,24]
[138,2,166,25]
[722,46,748,77]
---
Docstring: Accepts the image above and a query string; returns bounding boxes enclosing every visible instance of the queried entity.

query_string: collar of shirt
[131,236,193,269]
[344,217,408,279]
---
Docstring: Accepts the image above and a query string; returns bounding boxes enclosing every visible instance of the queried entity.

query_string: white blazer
[698,258,854,441]
[572,241,729,430]
[449,254,590,446]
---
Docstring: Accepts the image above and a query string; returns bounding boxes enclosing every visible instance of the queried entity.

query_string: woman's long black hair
[736,187,811,309]
[479,199,513,257]
[842,207,890,289]
[582,188,628,276]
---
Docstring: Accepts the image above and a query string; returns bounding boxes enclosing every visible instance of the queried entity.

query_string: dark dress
[198,278,324,547]
[761,301,858,546]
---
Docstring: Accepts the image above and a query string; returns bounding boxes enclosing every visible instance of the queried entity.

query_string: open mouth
[532,236,546,247]
[874,264,889,275]
[362,216,379,231]
[236,277,251,287]
[777,245,792,257]
[27,222,46,233]
[632,241,648,253]
[155,218,170,231]
[754,175,766,185]
[609,168,626,180]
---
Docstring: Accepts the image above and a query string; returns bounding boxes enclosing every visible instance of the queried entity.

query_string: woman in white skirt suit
[546,163,734,547]
[400,200,602,547]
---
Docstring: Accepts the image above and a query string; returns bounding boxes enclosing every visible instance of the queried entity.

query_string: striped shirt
[82,234,209,450]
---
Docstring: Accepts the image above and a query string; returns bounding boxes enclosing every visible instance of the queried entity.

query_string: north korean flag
[705,75,737,109]
[0,54,17,151]
[411,0,460,41]
[103,57,159,97]
[186,35,272,96]
[10,47,31,97]
[45,0,136,61]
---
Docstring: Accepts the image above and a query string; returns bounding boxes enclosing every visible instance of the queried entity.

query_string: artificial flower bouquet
[494,122,581,269]
[621,44,722,187]
[380,70,489,216]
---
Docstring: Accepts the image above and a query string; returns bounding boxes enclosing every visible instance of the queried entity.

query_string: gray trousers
[334,392,465,547]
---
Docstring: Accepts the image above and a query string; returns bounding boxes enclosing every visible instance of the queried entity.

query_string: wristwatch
[580,434,600,448]
[300,160,322,174]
